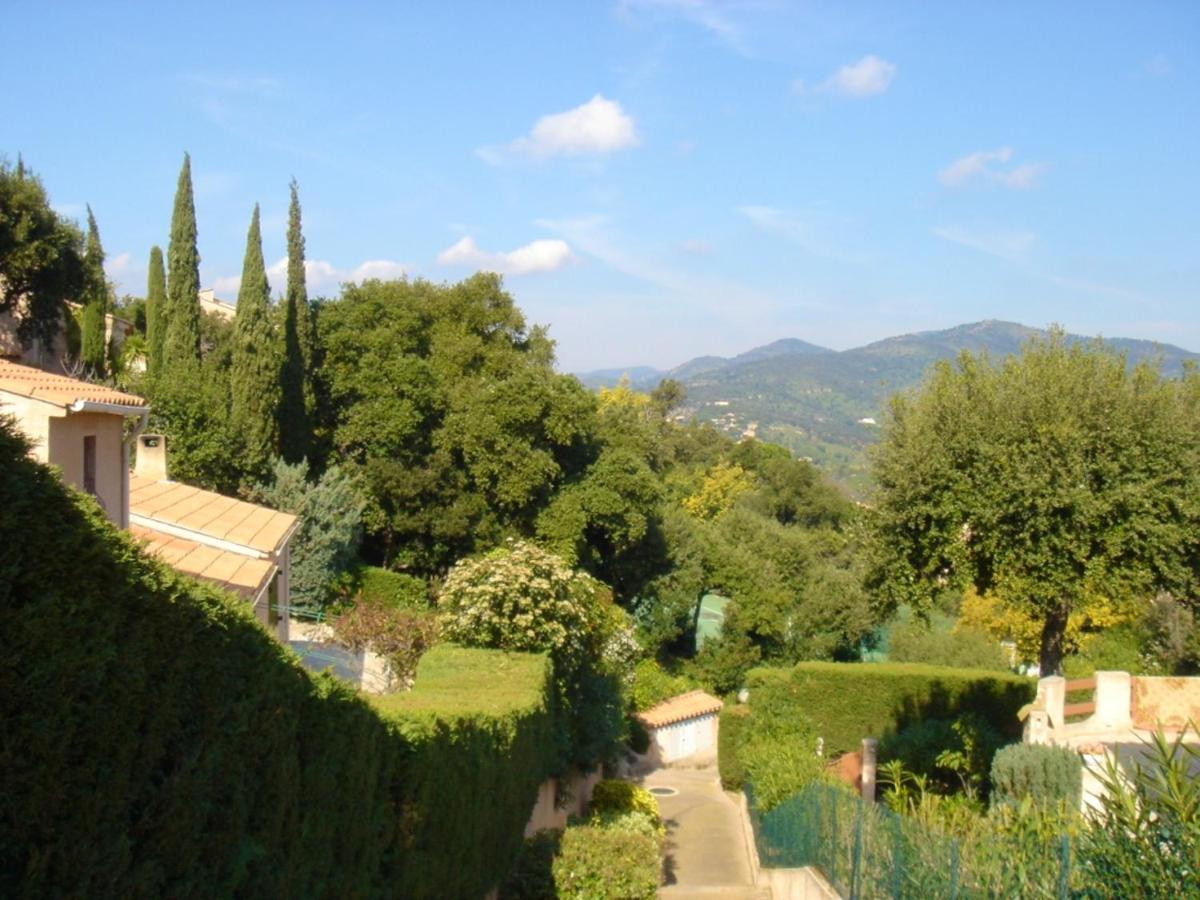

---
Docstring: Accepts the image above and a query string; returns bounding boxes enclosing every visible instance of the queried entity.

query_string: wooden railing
[1063,676,1097,719]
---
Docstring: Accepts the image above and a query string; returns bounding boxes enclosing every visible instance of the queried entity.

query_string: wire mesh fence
[745,782,1074,899]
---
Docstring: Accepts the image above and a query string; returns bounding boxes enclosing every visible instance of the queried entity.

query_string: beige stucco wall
[650,714,719,763]
[0,393,55,462]
[48,412,128,527]
[1132,677,1200,731]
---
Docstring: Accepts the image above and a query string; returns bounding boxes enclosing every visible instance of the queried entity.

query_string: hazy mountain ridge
[575,321,1200,494]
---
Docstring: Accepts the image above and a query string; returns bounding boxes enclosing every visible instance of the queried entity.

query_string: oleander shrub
[552,825,660,900]
[746,661,1034,757]
[0,420,556,900]
[990,743,1082,808]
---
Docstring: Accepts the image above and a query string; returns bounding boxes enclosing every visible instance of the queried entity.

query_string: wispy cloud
[795,55,897,98]
[677,239,713,256]
[478,95,639,164]
[932,224,1037,263]
[616,0,748,54]
[939,147,1047,190]
[738,205,867,263]
[436,236,575,275]
[1144,54,1171,77]
[184,72,282,98]
[213,257,409,298]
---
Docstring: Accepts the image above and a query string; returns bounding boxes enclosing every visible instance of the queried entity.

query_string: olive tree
[869,331,1199,675]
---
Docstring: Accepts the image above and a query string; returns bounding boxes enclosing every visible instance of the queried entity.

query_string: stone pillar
[1039,676,1066,730]
[861,738,878,804]
[1024,708,1051,745]
[1093,671,1132,730]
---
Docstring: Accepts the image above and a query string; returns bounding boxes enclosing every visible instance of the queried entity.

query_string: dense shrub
[880,712,1005,797]
[330,597,438,689]
[0,422,556,899]
[726,687,823,811]
[990,743,1082,808]
[888,617,1010,671]
[499,829,560,900]
[355,564,429,610]
[718,704,751,790]
[630,657,694,711]
[552,826,660,900]
[745,661,1034,757]
[590,779,663,835]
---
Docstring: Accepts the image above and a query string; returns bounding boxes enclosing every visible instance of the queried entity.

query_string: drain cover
[648,786,677,797]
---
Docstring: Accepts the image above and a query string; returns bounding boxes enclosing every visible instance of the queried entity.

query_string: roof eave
[69,399,147,416]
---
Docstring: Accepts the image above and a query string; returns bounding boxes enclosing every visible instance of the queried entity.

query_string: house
[129,434,298,641]
[0,359,297,640]
[636,690,724,764]
[0,358,147,527]
[198,288,235,321]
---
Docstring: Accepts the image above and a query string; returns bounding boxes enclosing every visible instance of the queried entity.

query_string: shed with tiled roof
[635,690,724,763]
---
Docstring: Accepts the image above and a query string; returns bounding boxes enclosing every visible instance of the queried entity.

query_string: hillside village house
[0,359,296,640]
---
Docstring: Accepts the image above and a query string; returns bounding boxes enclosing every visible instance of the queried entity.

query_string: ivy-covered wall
[0,422,554,899]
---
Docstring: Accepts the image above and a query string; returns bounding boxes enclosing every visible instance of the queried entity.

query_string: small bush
[552,825,660,900]
[590,779,662,834]
[330,599,438,690]
[718,705,751,790]
[881,712,1005,798]
[499,829,560,900]
[991,743,1082,808]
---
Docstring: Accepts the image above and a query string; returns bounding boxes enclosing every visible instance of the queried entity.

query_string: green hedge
[552,826,660,900]
[991,743,1082,808]
[744,662,1035,757]
[718,704,751,790]
[356,563,429,609]
[0,422,553,899]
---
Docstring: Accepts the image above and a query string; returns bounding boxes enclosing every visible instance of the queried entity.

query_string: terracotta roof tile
[636,690,724,729]
[0,359,146,409]
[129,474,297,555]
[131,526,275,599]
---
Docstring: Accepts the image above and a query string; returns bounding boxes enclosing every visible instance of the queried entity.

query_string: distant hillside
[575,321,1200,496]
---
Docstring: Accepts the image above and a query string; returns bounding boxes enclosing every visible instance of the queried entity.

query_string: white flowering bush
[439,540,638,767]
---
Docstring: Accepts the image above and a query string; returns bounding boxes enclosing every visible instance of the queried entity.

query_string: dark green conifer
[278,178,312,463]
[162,153,201,373]
[230,204,280,481]
[144,246,166,379]
[79,205,108,377]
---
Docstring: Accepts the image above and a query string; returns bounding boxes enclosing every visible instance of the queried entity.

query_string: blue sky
[4,1,1197,371]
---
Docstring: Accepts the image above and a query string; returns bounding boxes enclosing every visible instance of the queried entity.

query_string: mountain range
[575,321,1200,495]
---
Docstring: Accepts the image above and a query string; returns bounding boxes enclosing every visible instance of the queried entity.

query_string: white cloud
[798,55,896,98]
[219,257,409,298]
[933,225,1037,262]
[104,252,134,281]
[939,147,1047,190]
[478,95,639,164]
[678,239,713,256]
[437,237,574,275]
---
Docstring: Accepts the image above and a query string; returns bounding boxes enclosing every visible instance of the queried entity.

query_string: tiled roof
[131,525,275,600]
[0,358,147,409]
[129,474,298,555]
[636,690,724,729]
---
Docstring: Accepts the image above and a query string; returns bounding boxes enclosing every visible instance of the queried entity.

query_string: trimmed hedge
[552,826,660,900]
[718,704,751,790]
[0,422,553,899]
[356,563,429,609]
[744,662,1035,757]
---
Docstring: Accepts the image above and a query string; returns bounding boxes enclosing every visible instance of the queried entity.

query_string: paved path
[642,762,770,900]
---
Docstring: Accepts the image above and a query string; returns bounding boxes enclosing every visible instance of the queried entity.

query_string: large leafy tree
[278,178,312,463]
[144,246,166,380]
[0,158,85,349]
[229,205,279,483]
[316,273,596,571]
[78,206,108,377]
[869,331,1200,674]
[161,153,201,376]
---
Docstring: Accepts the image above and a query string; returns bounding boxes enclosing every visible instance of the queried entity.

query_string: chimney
[136,433,168,481]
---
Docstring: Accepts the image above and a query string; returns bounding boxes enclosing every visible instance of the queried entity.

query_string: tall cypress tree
[144,246,166,380]
[162,153,201,375]
[278,178,312,463]
[79,205,108,377]
[230,204,280,481]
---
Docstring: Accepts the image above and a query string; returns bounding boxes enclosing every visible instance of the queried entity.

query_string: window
[83,435,97,495]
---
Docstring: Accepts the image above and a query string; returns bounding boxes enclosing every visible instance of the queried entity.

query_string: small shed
[636,690,724,764]
[693,593,729,653]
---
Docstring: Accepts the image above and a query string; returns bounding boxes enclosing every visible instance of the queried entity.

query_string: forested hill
[576,320,1200,495]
